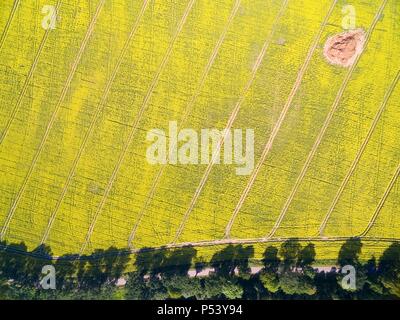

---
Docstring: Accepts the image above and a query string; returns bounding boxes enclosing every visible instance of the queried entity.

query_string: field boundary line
[127,0,242,248]
[0,0,20,52]
[358,164,400,237]
[264,0,388,240]
[0,0,105,241]
[79,0,197,255]
[172,0,290,244]
[224,0,338,238]
[39,0,150,245]
[319,70,400,236]
[0,1,62,144]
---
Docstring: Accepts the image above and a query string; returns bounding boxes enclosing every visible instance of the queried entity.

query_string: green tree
[259,271,279,293]
[378,242,400,297]
[221,279,243,299]
[162,275,202,299]
[279,272,316,296]
[125,272,147,300]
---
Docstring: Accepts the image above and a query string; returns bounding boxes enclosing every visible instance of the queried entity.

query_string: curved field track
[0,0,399,261]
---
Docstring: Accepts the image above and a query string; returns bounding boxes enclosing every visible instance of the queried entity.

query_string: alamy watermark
[341,5,356,30]
[341,264,356,291]
[41,5,57,30]
[40,265,56,290]
[146,121,254,175]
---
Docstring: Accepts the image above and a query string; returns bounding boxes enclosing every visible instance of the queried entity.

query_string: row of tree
[0,238,399,299]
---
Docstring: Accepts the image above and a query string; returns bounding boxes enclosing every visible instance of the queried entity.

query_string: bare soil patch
[323,29,365,67]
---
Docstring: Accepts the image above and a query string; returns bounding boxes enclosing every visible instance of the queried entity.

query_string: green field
[0,0,399,262]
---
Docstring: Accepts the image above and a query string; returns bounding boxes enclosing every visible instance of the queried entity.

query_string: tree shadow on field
[210,244,254,276]
[134,246,197,277]
[262,246,280,272]
[279,239,302,270]
[298,243,316,268]
[0,242,54,286]
[73,246,131,289]
[25,244,53,285]
[378,242,400,272]
[0,241,30,282]
[134,247,170,276]
[162,246,197,277]
[262,240,316,272]
[337,238,363,267]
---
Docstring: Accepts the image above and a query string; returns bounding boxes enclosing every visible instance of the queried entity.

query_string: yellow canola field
[0,0,399,261]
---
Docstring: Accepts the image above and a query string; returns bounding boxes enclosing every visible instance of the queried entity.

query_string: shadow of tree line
[0,238,399,299]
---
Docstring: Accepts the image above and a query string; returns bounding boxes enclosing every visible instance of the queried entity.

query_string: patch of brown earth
[323,29,365,67]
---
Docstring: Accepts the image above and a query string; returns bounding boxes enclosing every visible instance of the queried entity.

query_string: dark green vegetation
[0,239,399,300]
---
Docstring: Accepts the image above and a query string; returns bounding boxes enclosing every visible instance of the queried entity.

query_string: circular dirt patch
[323,29,365,67]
